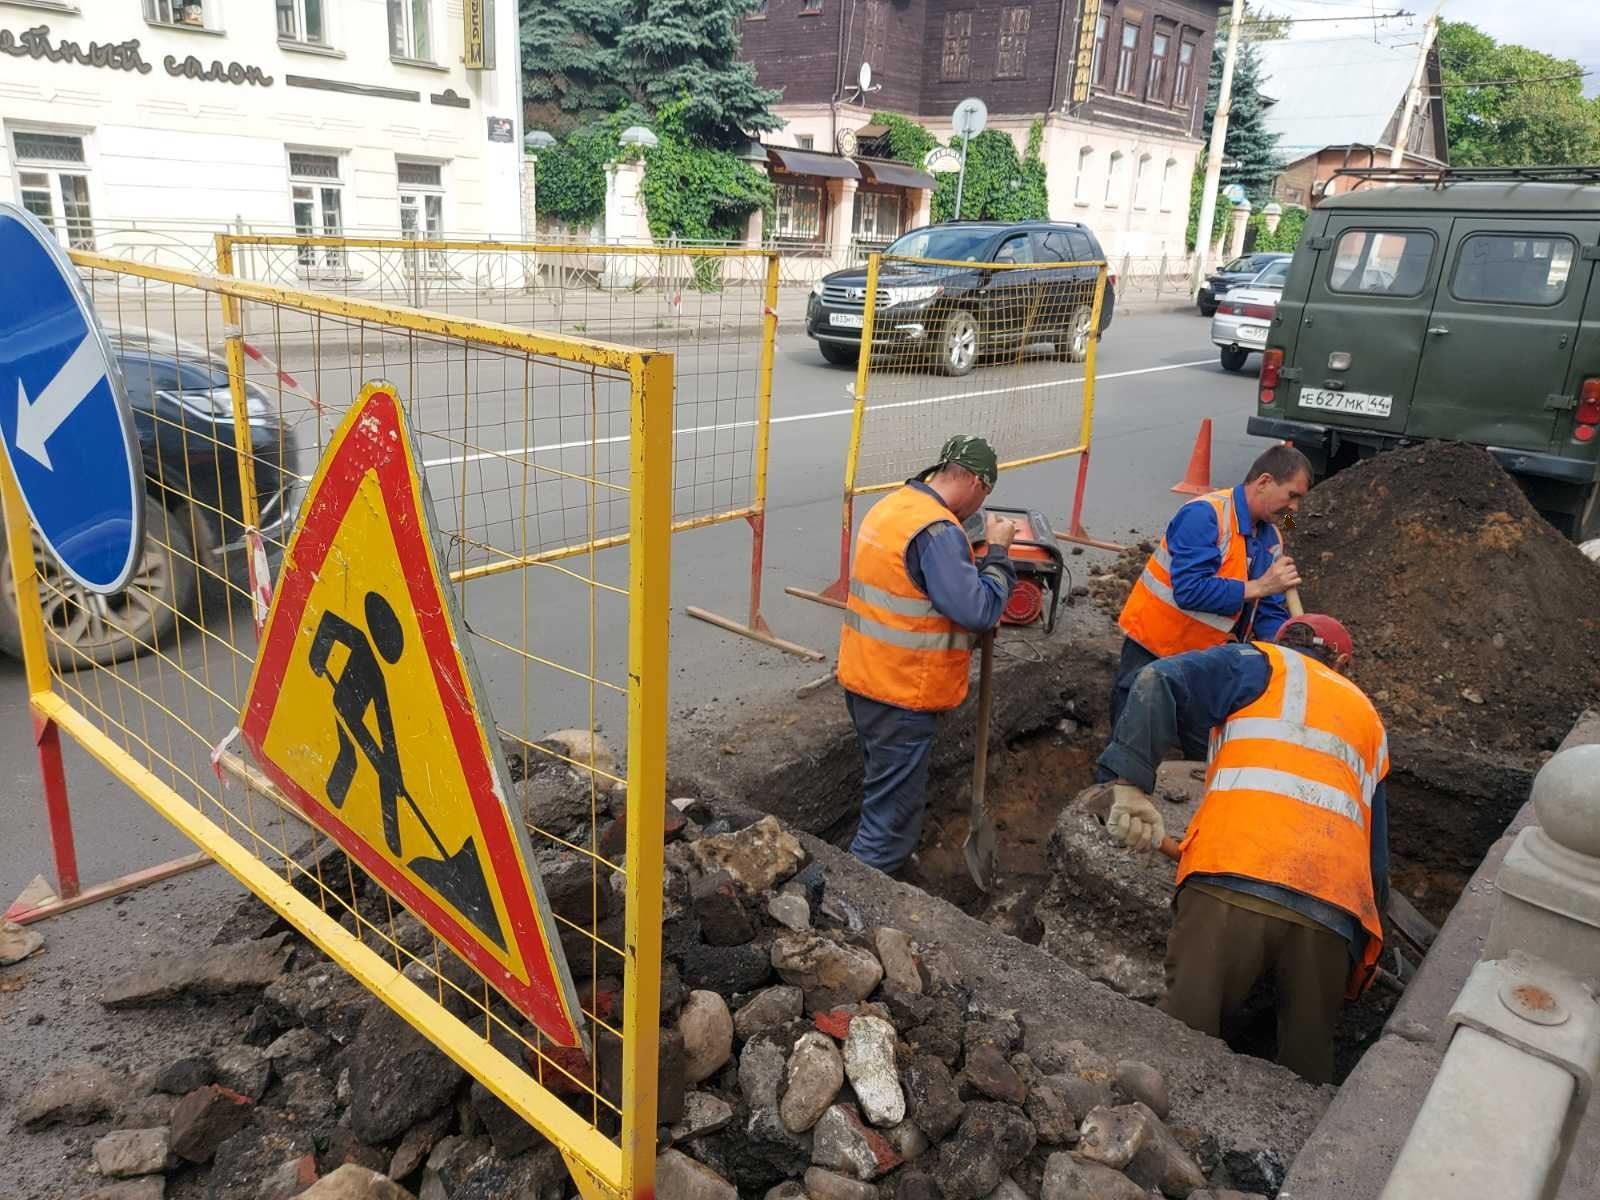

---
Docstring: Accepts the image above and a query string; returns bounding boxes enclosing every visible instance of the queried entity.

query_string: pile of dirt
[1084,541,1151,617]
[1293,442,1600,761]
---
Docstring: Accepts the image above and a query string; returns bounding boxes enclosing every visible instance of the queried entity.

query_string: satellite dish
[952,97,988,140]
[859,62,873,93]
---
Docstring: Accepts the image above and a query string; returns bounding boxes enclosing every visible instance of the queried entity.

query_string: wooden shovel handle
[1285,586,1304,618]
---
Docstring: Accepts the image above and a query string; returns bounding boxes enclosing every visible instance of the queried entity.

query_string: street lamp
[619,126,659,149]
[524,129,556,152]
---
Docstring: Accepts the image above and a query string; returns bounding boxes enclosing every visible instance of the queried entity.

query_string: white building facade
[0,0,524,261]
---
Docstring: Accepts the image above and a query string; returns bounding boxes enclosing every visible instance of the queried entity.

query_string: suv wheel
[818,341,858,367]
[0,496,198,667]
[1057,306,1094,363]
[1199,300,1218,317]
[1219,346,1251,372]
[938,310,979,377]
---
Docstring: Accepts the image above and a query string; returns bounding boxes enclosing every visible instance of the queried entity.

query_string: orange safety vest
[1178,642,1390,999]
[1118,488,1282,658]
[837,486,980,712]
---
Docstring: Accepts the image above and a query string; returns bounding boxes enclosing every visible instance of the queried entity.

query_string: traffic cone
[1171,419,1214,495]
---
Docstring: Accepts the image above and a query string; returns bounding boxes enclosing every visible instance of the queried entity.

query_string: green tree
[1438,20,1600,166]
[930,123,1049,223]
[1202,34,1281,204]
[638,100,773,245]
[520,0,629,134]
[871,111,939,168]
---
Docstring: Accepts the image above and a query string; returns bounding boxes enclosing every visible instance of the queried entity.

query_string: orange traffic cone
[1171,419,1214,496]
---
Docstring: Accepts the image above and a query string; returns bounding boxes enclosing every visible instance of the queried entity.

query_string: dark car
[1197,252,1291,317]
[0,335,300,665]
[806,221,1116,376]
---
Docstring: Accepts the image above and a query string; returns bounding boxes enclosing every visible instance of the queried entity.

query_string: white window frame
[1105,151,1124,207]
[288,149,347,274]
[1159,156,1177,211]
[794,134,815,150]
[397,158,447,270]
[388,0,434,63]
[277,0,330,46]
[144,0,215,29]
[1074,147,1094,207]
[1133,153,1152,210]
[9,127,96,251]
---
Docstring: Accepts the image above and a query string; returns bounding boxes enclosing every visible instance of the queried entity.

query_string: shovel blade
[962,817,998,894]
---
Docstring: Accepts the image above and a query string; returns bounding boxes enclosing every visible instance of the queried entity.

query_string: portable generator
[968,506,1068,634]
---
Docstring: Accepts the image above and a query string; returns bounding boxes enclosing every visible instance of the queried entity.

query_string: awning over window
[857,158,937,190]
[768,148,861,180]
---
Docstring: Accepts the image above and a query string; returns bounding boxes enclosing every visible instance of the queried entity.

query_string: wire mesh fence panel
[5,252,671,1200]
[847,254,1108,496]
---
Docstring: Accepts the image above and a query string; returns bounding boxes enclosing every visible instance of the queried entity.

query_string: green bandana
[925,435,999,486]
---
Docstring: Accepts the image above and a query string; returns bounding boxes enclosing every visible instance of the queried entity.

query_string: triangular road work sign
[240,382,585,1049]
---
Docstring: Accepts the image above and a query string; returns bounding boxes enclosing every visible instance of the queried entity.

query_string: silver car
[1211,258,1290,372]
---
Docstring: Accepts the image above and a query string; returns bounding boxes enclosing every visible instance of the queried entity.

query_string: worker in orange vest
[836,435,1018,874]
[1096,614,1389,1084]
[1110,444,1311,759]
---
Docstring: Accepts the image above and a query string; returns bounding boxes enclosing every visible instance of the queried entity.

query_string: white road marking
[419,357,1216,470]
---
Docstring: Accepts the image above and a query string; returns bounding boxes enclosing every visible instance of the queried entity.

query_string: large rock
[1025,1083,1080,1147]
[299,1165,418,1199]
[740,1035,790,1110]
[694,872,757,947]
[678,990,735,1085]
[804,1167,879,1200]
[212,1046,272,1103]
[116,1093,178,1131]
[1078,1103,1206,1198]
[515,772,594,839]
[171,1085,254,1163]
[781,1031,845,1134]
[93,1128,172,1178]
[154,1056,215,1095]
[691,816,806,894]
[683,943,776,995]
[770,935,883,1010]
[387,1110,452,1182]
[656,1147,738,1200]
[469,1079,545,1158]
[961,1045,1027,1106]
[265,1028,332,1074]
[1040,1154,1147,1200]
[670,1092,735,1143]
[843,1016,904,1127]
[871,929,922,995]
[735,985,805,1041]
[262,965,372,1044]
[17,1061,133,1129]
[931,1103,1038,1200]
[100,935,292,1008]
[811,1104,904,1181]
[882,1119,931,1162]
[205,1116,317,1200]
[347,1002,466,1143]
[768,894,811,932]
[534,728,618,778]
[78,1182,166,1200]
[901,1055,963,1142]
[896,1171,942,1200]
[1113,1061,1170,1121]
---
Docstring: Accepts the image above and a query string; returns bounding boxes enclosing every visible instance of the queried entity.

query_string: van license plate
[1299,388,1393,418]
[829,313,865,329]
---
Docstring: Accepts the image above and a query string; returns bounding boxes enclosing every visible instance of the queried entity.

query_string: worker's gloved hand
[1107,785,1165,853]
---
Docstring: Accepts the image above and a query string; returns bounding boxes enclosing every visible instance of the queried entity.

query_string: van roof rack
[1332,165,1600,189]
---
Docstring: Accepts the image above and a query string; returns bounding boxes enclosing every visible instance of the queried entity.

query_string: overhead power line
[1436,69,1593,89]
[1242,10,1412,24]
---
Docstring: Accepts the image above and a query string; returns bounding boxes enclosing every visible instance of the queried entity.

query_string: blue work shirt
[1097,641,1390,955]
[901,481,1015,631]
[1164,483,1290,643]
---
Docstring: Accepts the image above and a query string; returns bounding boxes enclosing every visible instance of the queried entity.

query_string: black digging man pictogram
[307,590,507,951]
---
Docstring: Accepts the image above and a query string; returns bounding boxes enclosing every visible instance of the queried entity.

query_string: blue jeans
[845,691,939,873]
[1098,636,1209,783]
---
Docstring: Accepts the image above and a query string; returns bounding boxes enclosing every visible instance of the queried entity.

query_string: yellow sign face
[1072,0,1103,106]
[463,0,490,69]
[240,381,583,1048]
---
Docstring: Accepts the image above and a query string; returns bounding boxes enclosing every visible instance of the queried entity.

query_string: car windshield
[1250,260,1290,289]
[886,226,996,262]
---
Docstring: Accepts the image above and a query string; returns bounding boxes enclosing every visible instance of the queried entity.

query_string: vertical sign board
[240,382,585,1049]
[463,0,493,70]
[0,202,145,594]
[1072,0,1103,106]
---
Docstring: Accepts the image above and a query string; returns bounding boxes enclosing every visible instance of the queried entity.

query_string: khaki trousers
[1159,885,1349,1084]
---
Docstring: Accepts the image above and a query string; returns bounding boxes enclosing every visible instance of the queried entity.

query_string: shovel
[962,631,999,892]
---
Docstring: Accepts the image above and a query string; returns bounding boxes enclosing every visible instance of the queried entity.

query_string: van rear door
[1280,216,1445,435]
[1406,220,1598,451]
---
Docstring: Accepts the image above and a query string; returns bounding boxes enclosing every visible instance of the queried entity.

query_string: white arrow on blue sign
[0,203,145,594]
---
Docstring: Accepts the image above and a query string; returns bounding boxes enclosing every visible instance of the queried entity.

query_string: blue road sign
[0,203,144,594]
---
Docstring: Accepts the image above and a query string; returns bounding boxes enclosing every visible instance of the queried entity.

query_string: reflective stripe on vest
[836,485,978,711]
[1118,489,1271,657]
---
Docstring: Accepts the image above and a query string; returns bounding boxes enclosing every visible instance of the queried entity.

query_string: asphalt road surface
[0,305,1273,901]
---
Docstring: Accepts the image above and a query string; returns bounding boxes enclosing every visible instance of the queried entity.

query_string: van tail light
[1241,303,1277,320]
[1576,378,1600,442]
[1260,348,1283,407]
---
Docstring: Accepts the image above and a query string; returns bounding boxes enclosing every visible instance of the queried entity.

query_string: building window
[289,150,345,269]
[749,0,768,16]
[398,159,445,267]
[1173,39,1196,108]
[1105,151,1124,206]
[277,0,327,44]
[387,0,433,61]
[1159,157,1176,210]
[1133,153,1152,209]
[794,134,815,150]
[1074,146,1093,206]
[144,0,209,27]
[853,192,902,244]
[941,11,972,82]
[1147,31,1170,102]
[1091,11,1109,85]
[774,183,823,240]
[800,0,822,12]
[996,6,1030,80]
[864,0,887,65]
[11,130,94,250]
[1116,20,1140,95]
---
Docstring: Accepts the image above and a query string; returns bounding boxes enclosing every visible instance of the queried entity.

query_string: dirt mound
[1085,542,1151,616]
[1293,442,1600,760]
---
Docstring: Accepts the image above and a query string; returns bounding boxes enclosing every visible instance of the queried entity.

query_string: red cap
[1277,613,1354,662]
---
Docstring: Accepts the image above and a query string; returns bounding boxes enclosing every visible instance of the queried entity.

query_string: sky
[1264,0,1600,97]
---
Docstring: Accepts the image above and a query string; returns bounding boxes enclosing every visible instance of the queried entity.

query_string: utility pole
[1389,1,1443,167]
[1190,0,1246,298]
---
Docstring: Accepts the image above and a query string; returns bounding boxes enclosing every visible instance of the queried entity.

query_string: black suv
[1197,251,1290,317]
[806,221,1115,376]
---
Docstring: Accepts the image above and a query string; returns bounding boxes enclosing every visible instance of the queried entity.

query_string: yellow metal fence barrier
[3,252,672,1200]
[791,251,1114,605]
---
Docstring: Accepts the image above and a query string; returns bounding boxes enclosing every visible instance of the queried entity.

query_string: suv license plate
[829,313,865,329]
[1299,388,1393,418]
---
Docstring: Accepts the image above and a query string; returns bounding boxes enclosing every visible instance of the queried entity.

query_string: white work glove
[1107,785,1165,854]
